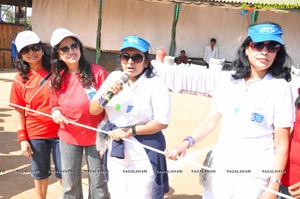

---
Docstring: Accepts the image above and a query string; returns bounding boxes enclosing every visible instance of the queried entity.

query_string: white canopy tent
[31,0,300,65]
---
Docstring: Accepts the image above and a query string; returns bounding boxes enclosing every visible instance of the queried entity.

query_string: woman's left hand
[109,128,131,141]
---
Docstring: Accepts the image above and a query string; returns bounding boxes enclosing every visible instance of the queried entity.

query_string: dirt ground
[0,69,220,199]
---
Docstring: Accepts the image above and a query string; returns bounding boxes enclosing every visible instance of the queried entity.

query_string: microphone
[100,73,130,107]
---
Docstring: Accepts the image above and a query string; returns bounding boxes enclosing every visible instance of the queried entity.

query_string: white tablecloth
[152,60,228,96]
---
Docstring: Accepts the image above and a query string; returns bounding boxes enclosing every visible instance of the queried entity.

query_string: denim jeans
[60,140,109,199]
[277,185,291,199]
[29,138,62,179]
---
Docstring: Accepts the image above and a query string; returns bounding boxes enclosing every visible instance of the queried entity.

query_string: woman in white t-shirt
[90,35,171,199]
[166,22,294,199]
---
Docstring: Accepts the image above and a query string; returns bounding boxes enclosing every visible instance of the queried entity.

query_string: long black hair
[16,42,51,83]
[51,37,94,90]
[232,23,292,82]
[142,51,155,78]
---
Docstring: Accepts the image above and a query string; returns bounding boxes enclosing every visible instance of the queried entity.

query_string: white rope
[261,187,295,199]
[0,98,295,198]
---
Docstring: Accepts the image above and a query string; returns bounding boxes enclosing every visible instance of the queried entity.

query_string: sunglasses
[249,41,280,53]
[58,42,80,53]
[20,43,42,55]
[120,53,145,63]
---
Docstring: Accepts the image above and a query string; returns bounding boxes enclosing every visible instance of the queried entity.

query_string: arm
[15,108,33,158]
[165,110,221,160]
[89,98,105,115]
[109,120,168,141]
[259,127,290,199]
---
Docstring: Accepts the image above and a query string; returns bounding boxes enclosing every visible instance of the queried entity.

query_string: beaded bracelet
[183,136,195,148]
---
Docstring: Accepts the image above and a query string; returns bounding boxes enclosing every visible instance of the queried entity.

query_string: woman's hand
[289,182,300,198]
[109,128,132,141]
[165,142,190,160]
[20,140,33,158]
[106,80,123,96]
[52,109,68,124]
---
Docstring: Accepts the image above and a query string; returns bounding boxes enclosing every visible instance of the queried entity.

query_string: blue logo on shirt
[126,105,134,113]
[251,112,264,123]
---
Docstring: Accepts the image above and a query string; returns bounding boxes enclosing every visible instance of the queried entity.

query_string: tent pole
[24,0,28,28]
[251,10,258,24]
[169,4,180,56]
[96,0,103,64]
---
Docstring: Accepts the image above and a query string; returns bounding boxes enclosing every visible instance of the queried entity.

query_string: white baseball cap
[15,30,41,52]
[50,28,79,47]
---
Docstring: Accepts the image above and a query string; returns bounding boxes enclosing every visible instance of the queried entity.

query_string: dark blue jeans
[277,185,291,199]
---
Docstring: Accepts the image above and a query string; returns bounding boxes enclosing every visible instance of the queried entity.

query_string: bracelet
[17,129,29,141]
[98,96,104,108]
[183,136,195,148]
[131,126,136,136]
[270,177,281,184]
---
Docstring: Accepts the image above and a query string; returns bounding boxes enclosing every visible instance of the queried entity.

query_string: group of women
[9,22,300,199]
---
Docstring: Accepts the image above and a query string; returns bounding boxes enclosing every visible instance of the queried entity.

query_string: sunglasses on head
[58,42,80,53]
[120,53,145,64]
[20,43,42,55]
[249,41,280,53]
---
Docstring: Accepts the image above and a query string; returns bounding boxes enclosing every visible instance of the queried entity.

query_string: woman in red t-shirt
[49,28,109,199]
[279,88,300,199]
[10,30,61,199]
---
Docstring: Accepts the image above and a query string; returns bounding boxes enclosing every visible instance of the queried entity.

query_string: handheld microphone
[100,73,130,107]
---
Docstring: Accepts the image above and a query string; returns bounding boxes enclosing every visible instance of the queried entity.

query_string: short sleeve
[10,77,26,107]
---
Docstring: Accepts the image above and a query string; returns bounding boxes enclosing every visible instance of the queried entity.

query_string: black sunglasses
[20,43,42,55]
[249,41,280,53]
[58,42,80,53]
[120,53,145,63]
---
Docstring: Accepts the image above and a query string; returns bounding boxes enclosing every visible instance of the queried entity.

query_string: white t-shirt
[204,45,219,64]
[212,73,294,177]
[93,71,171,127]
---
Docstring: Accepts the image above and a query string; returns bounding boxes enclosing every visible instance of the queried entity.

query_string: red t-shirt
[50,64,107,146]
[10,69,59,140]
[282,107,300,186]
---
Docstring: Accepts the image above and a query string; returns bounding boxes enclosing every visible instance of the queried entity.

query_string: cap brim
[251,35,284,45]
[50,33,79,47]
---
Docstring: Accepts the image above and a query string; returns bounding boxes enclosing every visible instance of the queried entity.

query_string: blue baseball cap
[120,35,150,53]
[248,23,284,45]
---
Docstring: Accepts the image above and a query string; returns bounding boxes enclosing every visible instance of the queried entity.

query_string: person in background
[50,28,109,199]
[166,22,293,199]
[175,50,189,64]
[204,38,219,68]
[90,35,171,199]
[278,88,300,199]
[9,30,61,199]
[11,39,18,69]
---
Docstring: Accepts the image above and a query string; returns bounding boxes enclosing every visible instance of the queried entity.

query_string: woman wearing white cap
[166,22,294,199]
[90,35,171,199]
[50,28,109,199]
[9,30,61,199]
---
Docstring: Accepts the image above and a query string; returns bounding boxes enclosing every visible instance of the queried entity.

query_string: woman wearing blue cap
[90,35,171,199]
[166,22,293,199]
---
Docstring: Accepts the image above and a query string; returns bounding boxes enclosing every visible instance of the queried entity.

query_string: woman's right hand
[289,182,300,198]
[20,140,33,158]
[165,142,190,160]
[51,109,68,124]
[105,80,123,96]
